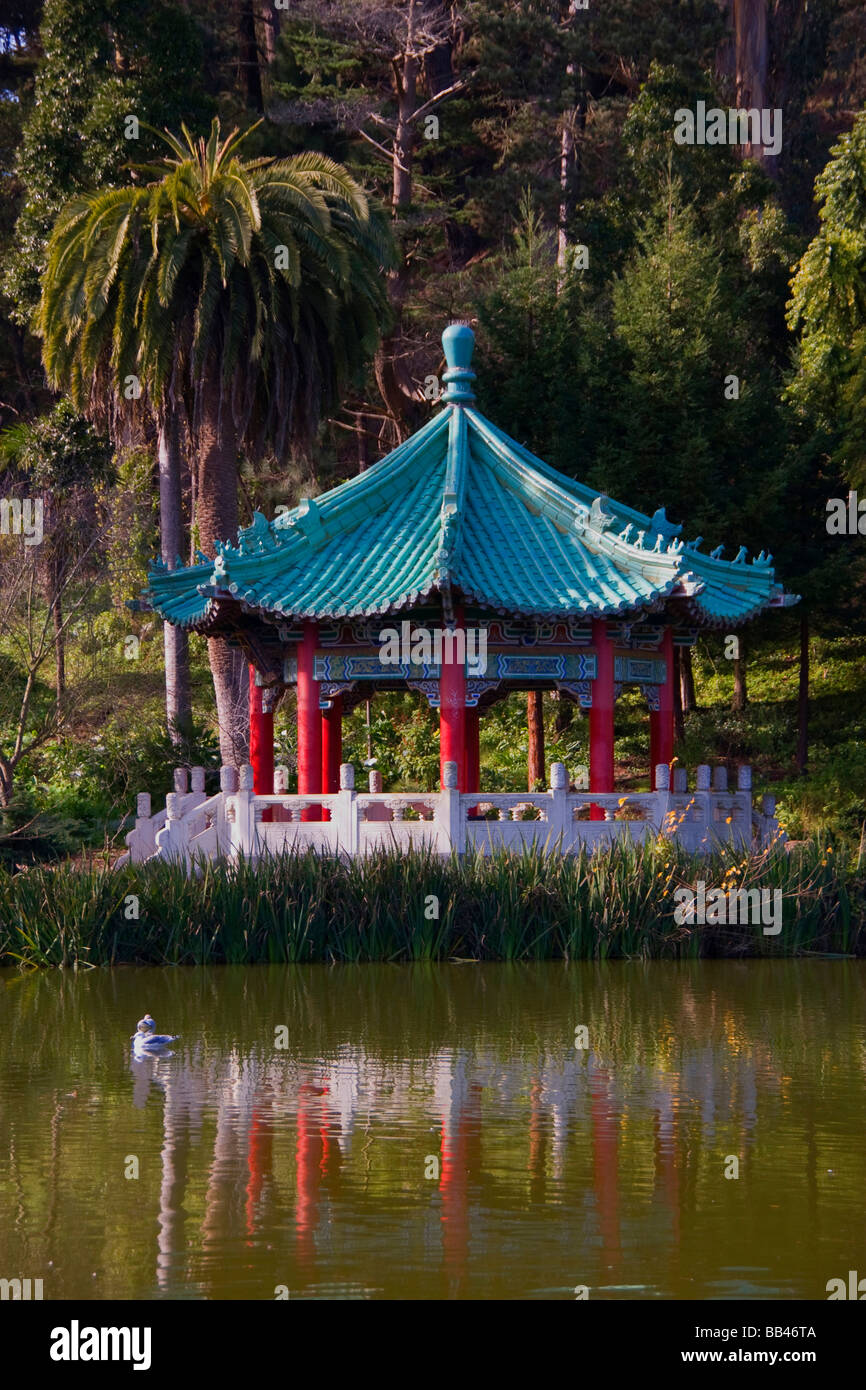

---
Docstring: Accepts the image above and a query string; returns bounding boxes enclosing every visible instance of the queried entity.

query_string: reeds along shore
[0,840,862,968]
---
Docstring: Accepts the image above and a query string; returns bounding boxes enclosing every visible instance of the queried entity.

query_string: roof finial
[441,321,476,403]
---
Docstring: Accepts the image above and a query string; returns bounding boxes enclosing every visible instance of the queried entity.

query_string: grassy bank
[0,840,862,967]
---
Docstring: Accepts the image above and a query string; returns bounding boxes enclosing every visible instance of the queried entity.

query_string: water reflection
[1,962,864,1299]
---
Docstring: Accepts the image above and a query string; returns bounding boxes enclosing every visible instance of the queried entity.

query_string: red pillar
[321,694,342,821]
[297,621,322,821]
[590,617,615,820]
[650,625,675,786]
[439,606,466,790]
[249,665,274,796]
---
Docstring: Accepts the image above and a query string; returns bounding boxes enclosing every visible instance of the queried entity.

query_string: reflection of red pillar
[439,606,466,790]
[249,667,274,793]
[650,626,675,783]
[297,622,322,821]
[295,1083,329,1268]
[245,1105,273,1239]
[590,618,615,820]
[464,706,480,807]
[440,1084,482,1284]
[321,694,342,822]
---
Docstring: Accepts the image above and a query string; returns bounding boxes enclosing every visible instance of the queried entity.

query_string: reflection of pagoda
[131,1029,780,1298]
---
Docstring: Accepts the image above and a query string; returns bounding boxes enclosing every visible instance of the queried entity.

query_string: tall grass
[0,840,862,968]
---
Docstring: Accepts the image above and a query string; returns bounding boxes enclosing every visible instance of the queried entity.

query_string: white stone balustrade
[118,759,783,868]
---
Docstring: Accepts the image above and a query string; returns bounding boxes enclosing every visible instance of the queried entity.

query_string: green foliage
[3,0,213,325]
[271,19,371,117]
[0,397,113,490]
[95,448,158,614]
[787,106,866,485]
[38,118,393,454]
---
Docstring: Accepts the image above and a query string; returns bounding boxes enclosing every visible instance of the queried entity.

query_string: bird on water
[131,1014,179,1051]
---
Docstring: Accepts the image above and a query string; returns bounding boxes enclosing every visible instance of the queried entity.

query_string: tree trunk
[796,613,809,774]
[718,0,771,164]
[557,112,576,280]
[197,362,248,766]
[158,410,192,743]
[238,0,264,112]
[554,689,574,736]
[732,638,747,711]
[257,0,279,67]
[527,691,545,791]
[52,582,64,704]
[393,52,418,211]
[680,645,697,711]
[371,52,422,439]
[356,413,370,473]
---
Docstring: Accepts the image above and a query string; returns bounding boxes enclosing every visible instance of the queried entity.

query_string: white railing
[117,759,782,868]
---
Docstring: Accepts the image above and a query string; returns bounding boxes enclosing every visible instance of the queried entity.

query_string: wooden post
[297,622,322,821]
[439,607,466,791]
[321,694,342,822]
[527,691,545,791]
[589,618,615,820]
[650,626,675,779]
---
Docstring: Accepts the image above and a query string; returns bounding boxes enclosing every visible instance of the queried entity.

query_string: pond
[1,961,864,1300]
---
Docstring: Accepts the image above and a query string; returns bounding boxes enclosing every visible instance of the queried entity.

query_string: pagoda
[134,323,794,859]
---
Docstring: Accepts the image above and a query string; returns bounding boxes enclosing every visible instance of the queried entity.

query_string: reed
[0,840,862,968]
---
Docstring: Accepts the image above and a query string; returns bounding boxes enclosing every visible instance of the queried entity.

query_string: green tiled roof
[146,324,796,630]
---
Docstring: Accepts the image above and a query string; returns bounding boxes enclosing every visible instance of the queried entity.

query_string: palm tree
[38,119,392,762]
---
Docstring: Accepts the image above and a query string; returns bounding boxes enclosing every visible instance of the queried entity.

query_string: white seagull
[131,1014,179,1052]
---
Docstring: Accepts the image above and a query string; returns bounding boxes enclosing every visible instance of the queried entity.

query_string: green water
[1,962,864,1300]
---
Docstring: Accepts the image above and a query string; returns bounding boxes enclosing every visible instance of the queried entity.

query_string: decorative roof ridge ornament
[440,321,476,404]
[211,552,229,586]
[588,494,616,532]
[673,570,705,596]
[649,506,682,541]
[238,509,278,555]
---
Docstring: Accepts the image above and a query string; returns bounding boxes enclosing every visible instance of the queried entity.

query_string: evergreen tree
[787,106,866,486]
[3,0,213,324]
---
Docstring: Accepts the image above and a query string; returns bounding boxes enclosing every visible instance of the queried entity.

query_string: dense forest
[1,0,866,860]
